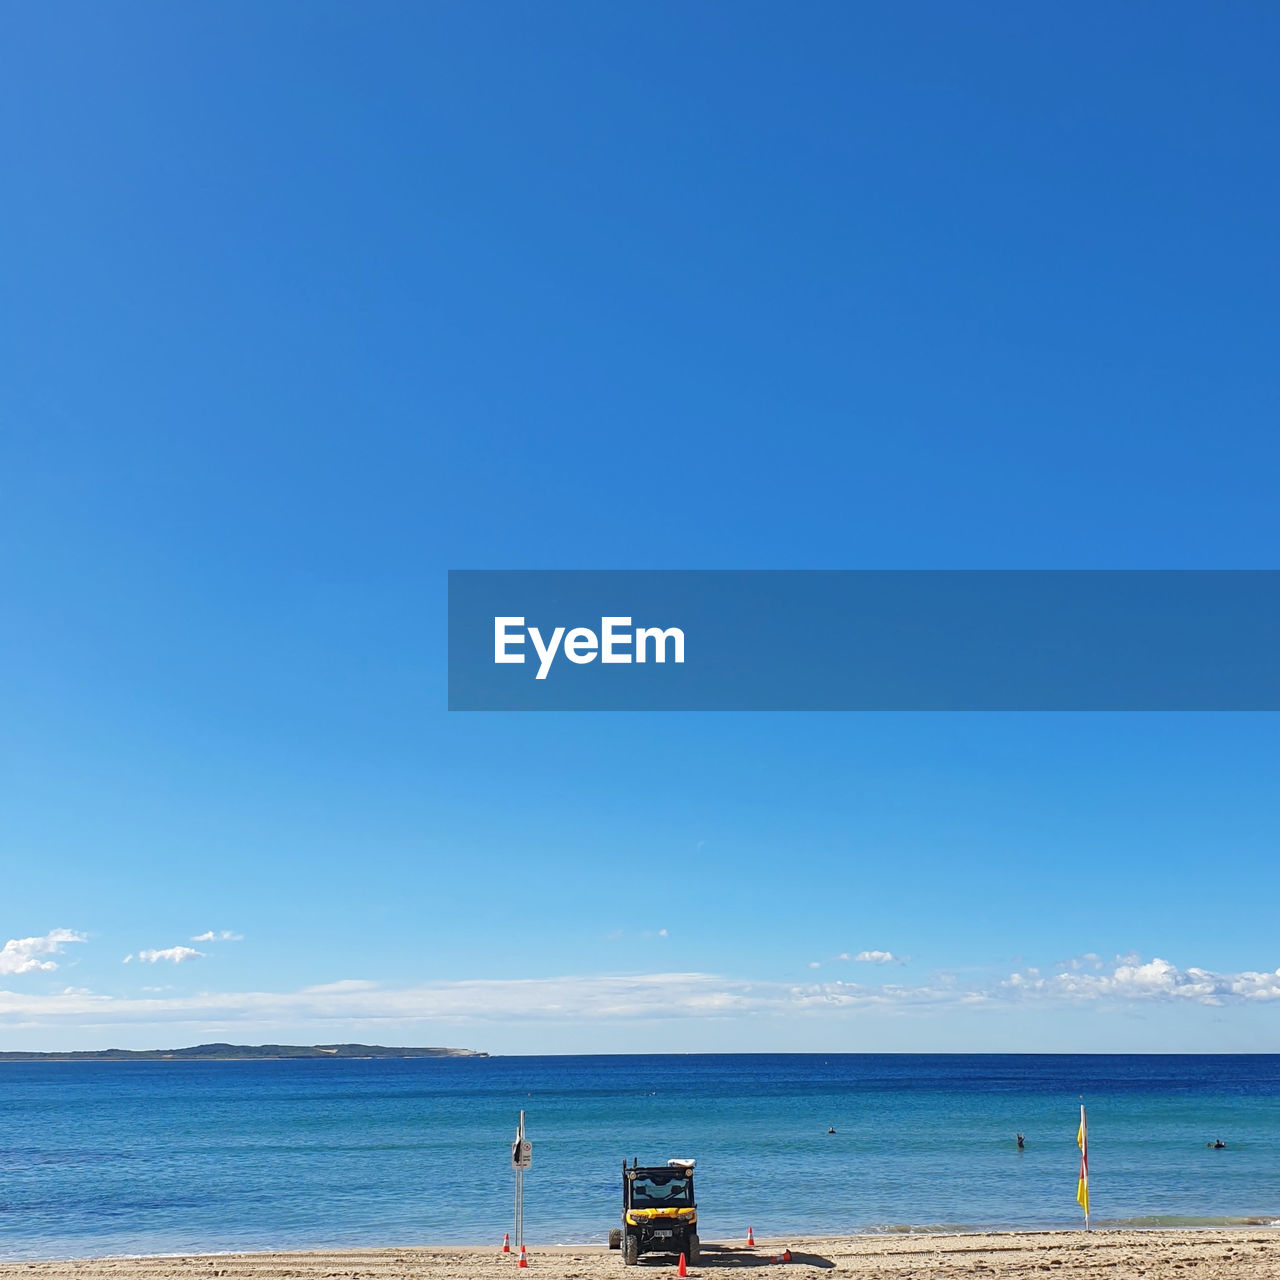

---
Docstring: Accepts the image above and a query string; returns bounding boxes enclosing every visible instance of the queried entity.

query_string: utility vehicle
[608,1158,698,1266]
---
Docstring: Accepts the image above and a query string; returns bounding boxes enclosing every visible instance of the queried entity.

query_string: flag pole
[1077,1100,1090,1232]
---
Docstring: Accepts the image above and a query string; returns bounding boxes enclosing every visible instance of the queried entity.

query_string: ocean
[2,1054,1278,1261]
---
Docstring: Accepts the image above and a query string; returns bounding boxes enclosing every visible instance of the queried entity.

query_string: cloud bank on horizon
[2,929,1279,1037]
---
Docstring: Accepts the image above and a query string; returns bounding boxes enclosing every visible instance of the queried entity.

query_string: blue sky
[2,2,1277,1052]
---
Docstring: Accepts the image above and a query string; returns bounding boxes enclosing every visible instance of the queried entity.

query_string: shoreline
[4,1228,1279,1278]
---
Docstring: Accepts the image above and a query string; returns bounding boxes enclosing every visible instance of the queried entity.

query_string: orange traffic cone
[502,1233,511,1254]
[518,1244,528,1268]
[782,1250,793,1264]
[678,1253,688,1277]
[747,1226,755,1246]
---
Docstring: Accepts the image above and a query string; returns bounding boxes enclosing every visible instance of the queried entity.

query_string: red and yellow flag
[1076,1104,1090,1222]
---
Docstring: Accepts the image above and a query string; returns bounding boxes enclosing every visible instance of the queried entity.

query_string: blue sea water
[2,1054,1279,1260]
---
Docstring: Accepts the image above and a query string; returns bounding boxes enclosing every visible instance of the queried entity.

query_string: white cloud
[1,953,1276,1034]
[130,946,204,965]
[191,931,243,942]
[1004,956,1280,1006]
[0,929,87,976]
[822,949,907,965]
[0,972,762,1029]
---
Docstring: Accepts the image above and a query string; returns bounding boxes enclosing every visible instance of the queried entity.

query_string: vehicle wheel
[687,1234,700,1265]
[623,1233,639,1266]
[608,1229,622,1250]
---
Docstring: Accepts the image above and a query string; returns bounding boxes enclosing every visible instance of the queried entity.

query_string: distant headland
[0,1043,488,1062]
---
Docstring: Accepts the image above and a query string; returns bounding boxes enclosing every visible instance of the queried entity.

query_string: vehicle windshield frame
[628,1171,694,1209]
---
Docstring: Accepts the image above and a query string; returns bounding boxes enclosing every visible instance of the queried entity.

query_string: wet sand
[3,1230,1278,1280]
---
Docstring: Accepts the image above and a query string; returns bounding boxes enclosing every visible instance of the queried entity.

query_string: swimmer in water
[1016,1133,1025,1149]
[827,1126,835,1134]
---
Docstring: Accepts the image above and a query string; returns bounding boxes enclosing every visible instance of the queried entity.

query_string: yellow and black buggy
[608,1158,699,1267]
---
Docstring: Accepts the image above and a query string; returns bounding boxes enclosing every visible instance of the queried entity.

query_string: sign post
[512,1110,532,1251]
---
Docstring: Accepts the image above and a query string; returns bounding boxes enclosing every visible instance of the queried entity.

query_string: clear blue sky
[2,2,1277,1052]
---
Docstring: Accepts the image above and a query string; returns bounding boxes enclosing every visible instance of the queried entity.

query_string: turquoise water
[2,1054,1278,1260]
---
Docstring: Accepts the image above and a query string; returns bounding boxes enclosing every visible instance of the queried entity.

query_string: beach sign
[512,1110,530,1255]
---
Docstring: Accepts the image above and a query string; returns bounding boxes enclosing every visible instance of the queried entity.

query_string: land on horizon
[0,1042,488,1062]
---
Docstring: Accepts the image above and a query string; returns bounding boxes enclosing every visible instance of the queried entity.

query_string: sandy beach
[3,1231,1278,1280]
